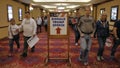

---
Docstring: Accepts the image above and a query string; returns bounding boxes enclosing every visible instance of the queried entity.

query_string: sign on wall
[48,12,68,38]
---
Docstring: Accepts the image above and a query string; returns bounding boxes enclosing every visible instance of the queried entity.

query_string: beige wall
[71,6,93,17]
[0,0,25,39]
[30,7,42,19]
[96,0,120,26]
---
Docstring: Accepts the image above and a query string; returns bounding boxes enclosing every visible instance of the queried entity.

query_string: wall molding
[0,26,8,28]
[0,37,8,40]
[93,0,114,6]
[0,23,20,28]
[13,0,29,5]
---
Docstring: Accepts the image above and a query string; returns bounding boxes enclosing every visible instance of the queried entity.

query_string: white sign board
[50,12,67,36]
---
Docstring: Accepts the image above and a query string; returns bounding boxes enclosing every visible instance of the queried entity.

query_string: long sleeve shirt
[8,24,19,39]
[94,20,109,37]
[19,18,37,37]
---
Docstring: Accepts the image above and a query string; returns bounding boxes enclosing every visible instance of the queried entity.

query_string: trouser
[73,24,80,43]
[37,25,41,33]
[97,37,107,56]
[23,36,35,54]
[80,34,92,62]
[111,38,120,56]
[44,25,47,31]
[9,34,20,53]
[75,30,80,43]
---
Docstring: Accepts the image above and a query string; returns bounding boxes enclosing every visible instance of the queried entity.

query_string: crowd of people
[7,8,120,66]
[69,8,120,65]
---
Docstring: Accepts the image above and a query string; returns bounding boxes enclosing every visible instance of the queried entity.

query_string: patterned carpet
[0,27,120,68]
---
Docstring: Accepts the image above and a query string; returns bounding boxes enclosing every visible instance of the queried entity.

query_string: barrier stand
[45,37,71,66]
[44,12,71,66]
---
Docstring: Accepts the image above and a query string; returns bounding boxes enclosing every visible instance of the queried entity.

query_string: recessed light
[57,6,65,9]
[66,5,80,9]
[33,0,91,2]
[54,3,69,6]
[41,5,56,8]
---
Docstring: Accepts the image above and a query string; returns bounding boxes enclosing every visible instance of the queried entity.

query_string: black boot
[31,46,35,52]
[20,53,27,57]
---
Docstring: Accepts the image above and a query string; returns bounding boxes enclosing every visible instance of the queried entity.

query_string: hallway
[0,0,120,68]
[0,26,120,68]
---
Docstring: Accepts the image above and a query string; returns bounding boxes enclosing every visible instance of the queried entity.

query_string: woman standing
[94,13,110,61]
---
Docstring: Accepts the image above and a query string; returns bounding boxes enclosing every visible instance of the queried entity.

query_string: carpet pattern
[0,27,120,68]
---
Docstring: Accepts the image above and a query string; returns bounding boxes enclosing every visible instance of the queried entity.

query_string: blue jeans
[97,37,107,56]
[80,34,92,62]
[9,34,20,53]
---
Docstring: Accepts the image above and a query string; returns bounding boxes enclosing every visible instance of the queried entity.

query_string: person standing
[36,16,42,33]
[94,13,110,61]
[72,15,80,46]
[77,8,95,65]
[75,14,82,46]
[8,18,20,57]
[110,20,120,61]
[19,11,37,57]
[44,16,48,32]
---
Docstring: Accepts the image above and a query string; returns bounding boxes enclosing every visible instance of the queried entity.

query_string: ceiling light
[29,4,33,11]
[33,0,91,2]
[90,6,93,11]
[29,6,33,11]
[41,5,56,8]
[54,3,69,6]
[57,9,64,12]
[66,5,80,9]
[43,10,46,12]
[74,10,76,13]
[49,9,55,12]
[57,6,65,9]
[64,9,70,12]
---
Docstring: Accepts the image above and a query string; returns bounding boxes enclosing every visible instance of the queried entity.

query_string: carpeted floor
[0,27,120,68]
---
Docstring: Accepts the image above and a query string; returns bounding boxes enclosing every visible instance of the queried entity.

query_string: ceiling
[18,0,110,12]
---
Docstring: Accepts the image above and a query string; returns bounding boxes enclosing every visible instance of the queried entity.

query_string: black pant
[9,34,20,53]
[111,38,120,56]
[97,37,107,56]
[75,30,80,43]
[73,24,80,43]
[22,36,35,54]
[44,25,47,32]
[37,25,41,33]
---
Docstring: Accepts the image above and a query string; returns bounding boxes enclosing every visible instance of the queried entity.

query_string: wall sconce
[74,10,76,13]
[43,10,46,12]
[90,6,93,11]
[29,5,33,11]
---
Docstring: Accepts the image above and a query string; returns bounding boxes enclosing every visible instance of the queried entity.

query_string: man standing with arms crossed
[19,11,37,57]
[77,8,95,65]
